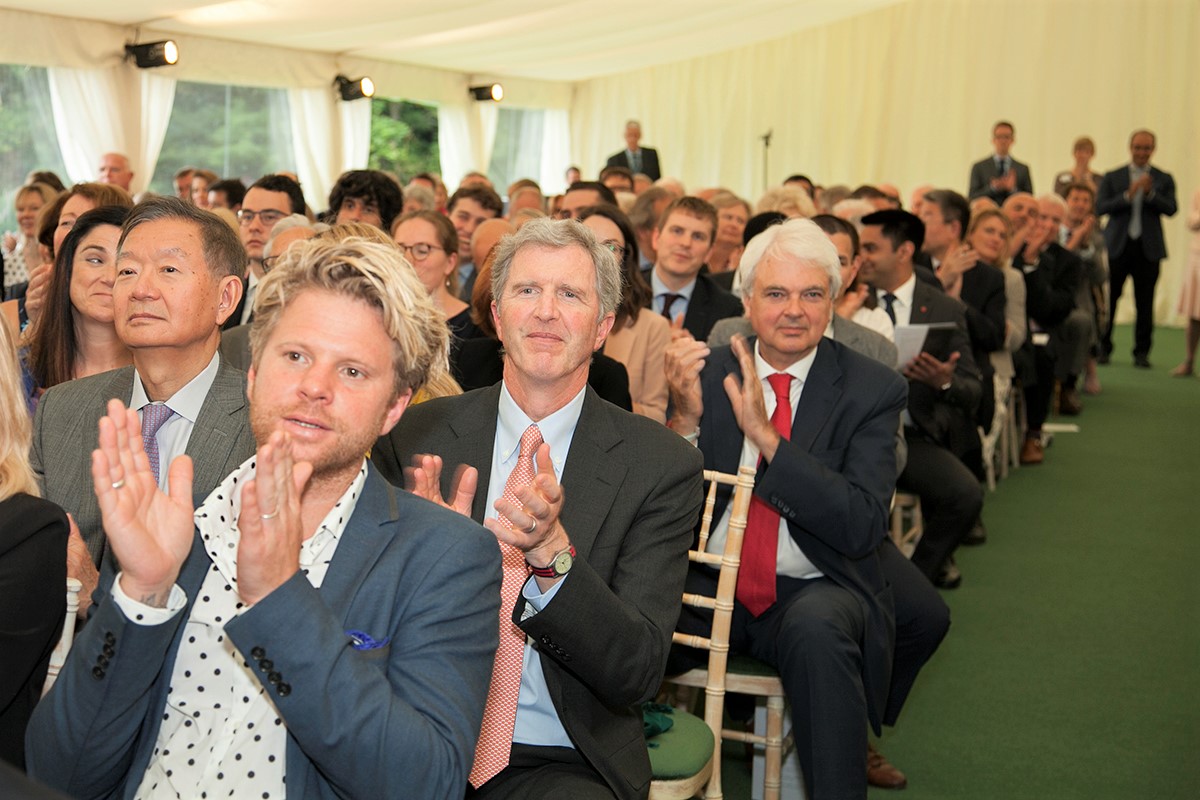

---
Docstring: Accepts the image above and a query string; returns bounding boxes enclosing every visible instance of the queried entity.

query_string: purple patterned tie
[141,403,175,483]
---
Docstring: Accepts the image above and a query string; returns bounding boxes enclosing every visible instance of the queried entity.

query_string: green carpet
[720,325,1200,799]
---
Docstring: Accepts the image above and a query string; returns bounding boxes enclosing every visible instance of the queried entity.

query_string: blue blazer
[26,466,502,800]
[699,337,907,732]
[1096,164,1178,261]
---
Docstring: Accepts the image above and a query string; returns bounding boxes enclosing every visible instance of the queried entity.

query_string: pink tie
[140,403,175,484]
[737,373,793,617]
[469,424,543,788]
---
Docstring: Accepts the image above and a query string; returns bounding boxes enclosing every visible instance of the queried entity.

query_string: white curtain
[539,109,572,194]
[437,99,501,190]
[338,98,372,174]
[288,87,374,209]
[47,66,175,194]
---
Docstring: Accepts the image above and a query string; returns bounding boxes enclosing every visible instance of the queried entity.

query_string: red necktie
[737,373,793,617]
[469,424,543,788]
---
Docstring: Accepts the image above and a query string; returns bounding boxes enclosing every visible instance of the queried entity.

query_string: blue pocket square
[346,630,390,650]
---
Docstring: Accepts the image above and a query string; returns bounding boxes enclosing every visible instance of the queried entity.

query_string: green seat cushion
[648,710,715,780]
[728,653,779,677]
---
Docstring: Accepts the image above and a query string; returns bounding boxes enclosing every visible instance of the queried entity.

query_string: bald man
[98,153,134,192]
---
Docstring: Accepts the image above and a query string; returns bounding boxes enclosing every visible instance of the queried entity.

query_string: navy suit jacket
[968,155,1033,203]
[641,267,744,342]
[373,384,704,800]
[26,466,502,800]
[1096,164,1178,261]
[606,147,661,181]
[698,337,906,730]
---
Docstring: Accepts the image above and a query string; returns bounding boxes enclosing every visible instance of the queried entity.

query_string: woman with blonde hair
[0,318,68,768]
[966,208,1027,383]
[3,182,60,296]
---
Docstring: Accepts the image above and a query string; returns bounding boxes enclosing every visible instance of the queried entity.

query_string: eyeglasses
[237,208,287,227]
[261,255,280,273]
[600,239,631,261]
[395,242,445,261]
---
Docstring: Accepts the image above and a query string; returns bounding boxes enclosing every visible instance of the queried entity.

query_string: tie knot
[518,424,543,461]
[767,372,792,399]
[141,403,174,437]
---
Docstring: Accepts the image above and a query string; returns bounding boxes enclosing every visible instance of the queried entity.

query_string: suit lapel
[447,385,502,522]
[909,281,936,323]
[790,341,842,452]
[558,390,625,558]
[187,361,248,491]
[318,466,399,618]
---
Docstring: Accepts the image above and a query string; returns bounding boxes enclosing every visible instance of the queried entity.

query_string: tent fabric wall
[572,0,1200,323]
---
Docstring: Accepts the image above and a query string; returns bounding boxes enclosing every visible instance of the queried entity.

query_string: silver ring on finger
[111,479,125,490]
[261,508,280,520]
[525,519,537,534]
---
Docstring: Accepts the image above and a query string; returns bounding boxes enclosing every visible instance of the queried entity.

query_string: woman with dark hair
[25,206,133,397]
[577,203,671,422]
[392,210,480,343]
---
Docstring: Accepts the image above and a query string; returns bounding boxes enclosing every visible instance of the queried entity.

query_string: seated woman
[392,210,480,344]
[577,203,670,422]
[966,209,1026,387]
[24,206,134,403]
[1,183,133,340]
[0,318,68,769]
[2,182,60,299]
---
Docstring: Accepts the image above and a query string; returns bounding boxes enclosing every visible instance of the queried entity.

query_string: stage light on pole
[469,83,504,102]
[125,40,179,69]
[335,75,375,101]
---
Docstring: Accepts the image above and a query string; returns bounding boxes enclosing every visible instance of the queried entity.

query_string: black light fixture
[469,83,504,102]
[335,74,375,101]
[125,40,179,69]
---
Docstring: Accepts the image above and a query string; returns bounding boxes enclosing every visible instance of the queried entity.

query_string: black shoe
[962,519,987,546]
[1134,354,1152,369]
[933,558,962,589]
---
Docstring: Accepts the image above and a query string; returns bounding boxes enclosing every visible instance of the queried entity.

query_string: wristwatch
[528,545,576,578]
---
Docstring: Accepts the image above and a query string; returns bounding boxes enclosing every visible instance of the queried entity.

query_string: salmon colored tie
[469,423,543,788]
[737,373,792,617]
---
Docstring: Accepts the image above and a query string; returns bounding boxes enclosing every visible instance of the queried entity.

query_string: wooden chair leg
[762,696,785,800]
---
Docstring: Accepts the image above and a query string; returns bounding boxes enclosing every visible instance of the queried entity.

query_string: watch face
[553,549,574,575]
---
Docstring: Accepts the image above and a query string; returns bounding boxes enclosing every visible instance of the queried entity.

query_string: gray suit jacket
[31,359,256,565]
[373,384,704,800]
[27,466,501,800]
[708,314,898,368]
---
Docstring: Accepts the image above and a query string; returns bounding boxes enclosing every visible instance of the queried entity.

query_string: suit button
[259,659,274,671]
[277,683,292,697]
[104,632,116,645]
[268,671,282,685]
[251,647,266,659]
[102,644,115,657]
[92,666,105,679]
[540,635,553,645]
[97,655,110,668]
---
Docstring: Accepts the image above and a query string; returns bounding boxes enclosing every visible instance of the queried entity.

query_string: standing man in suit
[1096,129,1178,367]
[859,210,983,587]
[27,237,502,800]
[665,218,910,799]
[32,197,256,605]
[642,196,744,341]
[606,120,661,182]
[968,121,1033,205]
[373,218,704,799]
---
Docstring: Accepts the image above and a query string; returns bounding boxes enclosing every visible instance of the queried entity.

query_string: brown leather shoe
[1020,437,1044,465]
[868,743,908,790]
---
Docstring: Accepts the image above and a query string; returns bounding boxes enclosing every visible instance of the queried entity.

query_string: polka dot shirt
[116,456,368,800]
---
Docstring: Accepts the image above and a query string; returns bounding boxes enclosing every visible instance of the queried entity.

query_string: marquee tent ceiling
[5,0,903,81]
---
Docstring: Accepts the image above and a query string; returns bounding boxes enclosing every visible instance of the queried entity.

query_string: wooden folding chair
[889,492,923,559]
[652,465,784,800]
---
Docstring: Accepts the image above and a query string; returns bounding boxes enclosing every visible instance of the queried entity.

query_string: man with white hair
[98,152,134,192]
[665,217,908,800]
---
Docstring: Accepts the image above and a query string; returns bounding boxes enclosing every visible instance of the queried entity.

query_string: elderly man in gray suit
[31,196,255,610]
[373,218,703,799]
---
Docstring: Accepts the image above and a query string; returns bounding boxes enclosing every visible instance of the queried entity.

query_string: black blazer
[1096,164,1178,261]
[606,148,661,181]
[968,155,1033,204]
[640,268,744,342]
[906,281,982,454]
[0,494,67,769]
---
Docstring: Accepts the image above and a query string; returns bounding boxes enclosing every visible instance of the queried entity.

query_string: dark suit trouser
[1023,343,1055,433]
[876,540,950,726]
[898,435,984,580]
[467,745,614,799]
[669,569,868,800]
[1104,243,1160,358]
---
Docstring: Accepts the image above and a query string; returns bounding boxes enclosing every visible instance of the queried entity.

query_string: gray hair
[737,217,842,299]
[264,214,324,259]
[491,217,622,320]
[401,183,436,214]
